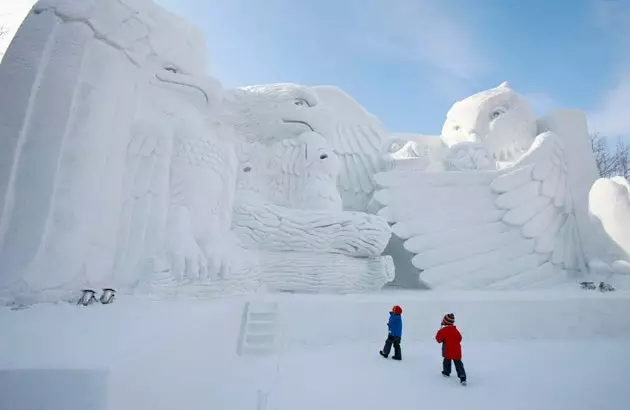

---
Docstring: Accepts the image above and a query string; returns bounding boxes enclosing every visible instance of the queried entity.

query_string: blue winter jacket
[388,312,402,337]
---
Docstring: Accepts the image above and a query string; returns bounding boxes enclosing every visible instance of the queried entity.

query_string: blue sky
[3,0,627,137]
[153,0,630,137]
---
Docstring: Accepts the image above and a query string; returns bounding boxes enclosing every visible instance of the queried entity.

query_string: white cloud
[592,0,630,40]
[589,71,630,137]
[350,1,489,81]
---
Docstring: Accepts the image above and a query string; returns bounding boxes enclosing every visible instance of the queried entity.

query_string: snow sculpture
[443,141,496,171]
[224,84,394,292]
[0,0,248,302]
[374,83,600,289]
[223,84,392,212]
[588,177,630,283]
[157,77,242,283]
[382,133,444,173]
[441,81,537,164]
[590,176,630,260]
[0,0,394,302]
[294,131,343,212]
[313,86,394,212]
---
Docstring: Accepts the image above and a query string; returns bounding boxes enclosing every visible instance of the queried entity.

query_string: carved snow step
[248,312,276,323]
[246,322,276,334]
[241,345,276,356]
[245,334,275,345]
[237,301,278,356]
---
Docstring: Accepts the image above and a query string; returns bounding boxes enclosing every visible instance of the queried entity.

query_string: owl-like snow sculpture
[374,84,600,289]
[441,82,537,164]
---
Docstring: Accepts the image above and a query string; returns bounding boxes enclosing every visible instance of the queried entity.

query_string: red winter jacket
[435,325,462,360]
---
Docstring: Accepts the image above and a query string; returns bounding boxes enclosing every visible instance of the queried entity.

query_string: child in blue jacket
[380,305,403,360]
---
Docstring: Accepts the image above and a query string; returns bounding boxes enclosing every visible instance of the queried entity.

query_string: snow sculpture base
[133,253,393,298]
[260,253,394,293]
[139,264,261,300]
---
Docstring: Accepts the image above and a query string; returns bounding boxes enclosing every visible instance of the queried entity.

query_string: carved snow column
[0,0,208,301]
[0,6,119,296]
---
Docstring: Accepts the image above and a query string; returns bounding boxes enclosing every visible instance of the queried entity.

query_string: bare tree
[591,133,630,178]
[613,139,630,179]
[591,133,617,177]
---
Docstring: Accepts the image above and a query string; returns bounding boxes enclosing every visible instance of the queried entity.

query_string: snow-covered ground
[1,290,630,410]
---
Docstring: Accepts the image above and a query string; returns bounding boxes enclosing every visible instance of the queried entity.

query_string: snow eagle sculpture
[221,83,395,292]
[222,84,393,212]
[0,0,395,303]
[374,83,600,289]
[313,86,393,212]
[0,0,250,302]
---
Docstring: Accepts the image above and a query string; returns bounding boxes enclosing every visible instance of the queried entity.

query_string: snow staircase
[237,301,279,356]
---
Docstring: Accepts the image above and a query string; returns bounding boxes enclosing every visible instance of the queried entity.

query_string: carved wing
[313,86,390,212]
[375,132,586,289]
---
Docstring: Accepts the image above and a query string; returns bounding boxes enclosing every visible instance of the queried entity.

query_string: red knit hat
[392,305,403,315]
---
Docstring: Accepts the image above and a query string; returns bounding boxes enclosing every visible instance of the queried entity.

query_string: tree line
[591,134,629,179]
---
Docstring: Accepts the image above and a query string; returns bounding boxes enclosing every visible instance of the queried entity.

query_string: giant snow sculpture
[0,0,394,303]
[374,83,601,289]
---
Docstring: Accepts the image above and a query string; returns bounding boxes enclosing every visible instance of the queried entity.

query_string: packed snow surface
[2,291,630,410]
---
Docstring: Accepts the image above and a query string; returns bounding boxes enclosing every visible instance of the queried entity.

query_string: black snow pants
[382,335,402,359]
[443,358,466,381]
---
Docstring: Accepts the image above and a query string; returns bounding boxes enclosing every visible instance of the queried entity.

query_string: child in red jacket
[435,313,467,385]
